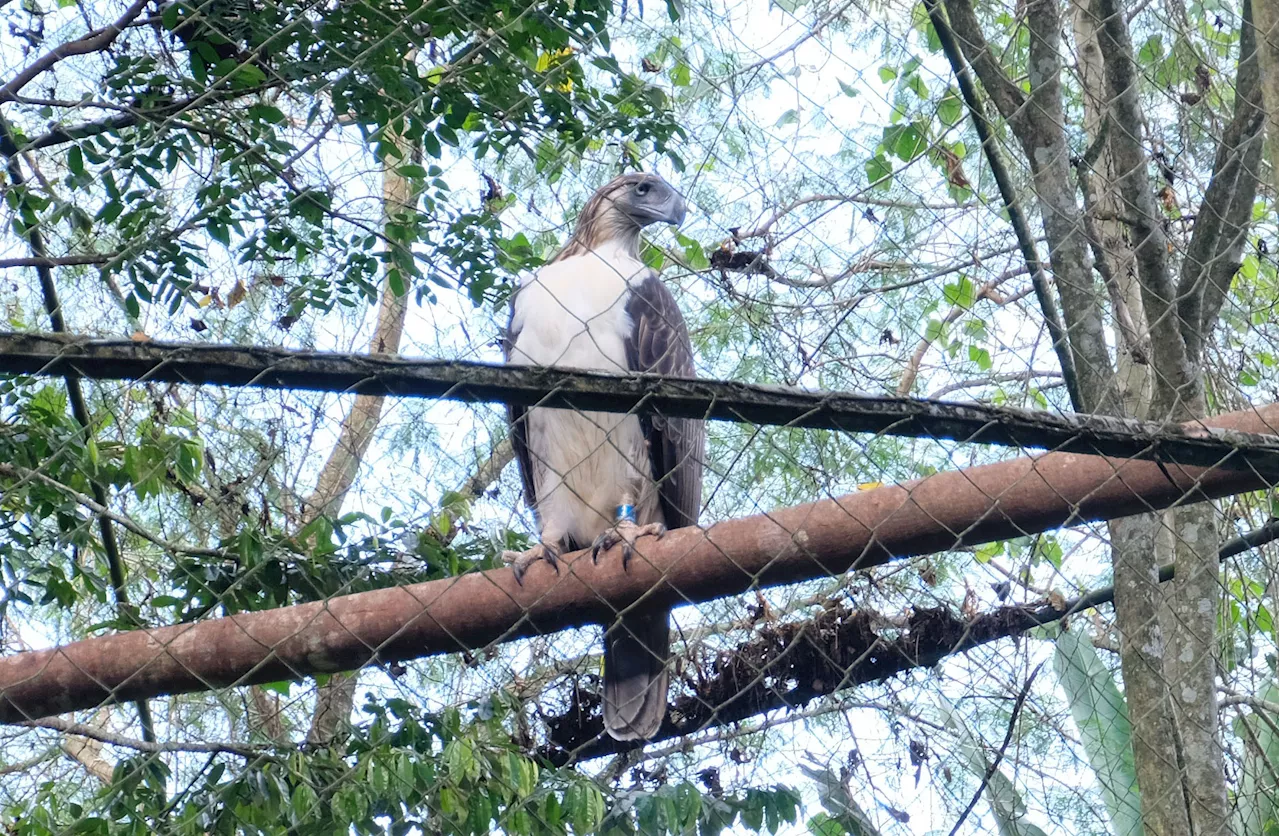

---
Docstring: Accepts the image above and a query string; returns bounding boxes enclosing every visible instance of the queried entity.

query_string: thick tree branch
[1178,3,1266,361]
[936,0,1026,122]
[6,333,1271,474]
[1072,3,1153,416]
[942,0,1121,416]
[1075,120,1150,366]
[923,0,1084,412]
[1255,0,1278,190]
[0,254,118,268]
[541,521,1277,763]
[0,403,1271,726]
[1093,0,1200,419]
[457,437,515,500]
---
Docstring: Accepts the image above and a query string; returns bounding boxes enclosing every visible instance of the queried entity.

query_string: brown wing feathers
[624,271,703,530]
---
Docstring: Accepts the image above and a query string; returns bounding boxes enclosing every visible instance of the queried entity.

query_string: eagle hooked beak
[626,177,687,228]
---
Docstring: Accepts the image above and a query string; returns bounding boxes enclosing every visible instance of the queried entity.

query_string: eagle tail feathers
[602,609,671,741]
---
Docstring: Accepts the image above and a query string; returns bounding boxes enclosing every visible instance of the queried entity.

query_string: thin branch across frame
[0,332,1274,476]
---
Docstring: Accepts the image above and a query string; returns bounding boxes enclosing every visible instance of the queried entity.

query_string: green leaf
[943,276,975,308]
[248,103,286,124]
[97,200,123,224]
[260,680,293,696]
[809,812,846,835]
[444,737,478,781]
[968,345,992,370]
[67,146,85,177]
[864,154,893,189]
[878,66,897,83]
[882,123,927,162]
[230,63,268,89]
[563,781,605,833]
[1137,35,1164,65]
[775,109,799,128]
[1053,629,1143,836]
[975,542,1002,564]
[291,782,318,823]
[676,232,710,269]
[838,79,859,97]
[799,764,881,835]
[387,268,407,298]
[939,92,963,125]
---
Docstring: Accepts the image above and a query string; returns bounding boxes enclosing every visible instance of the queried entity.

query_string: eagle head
[558,173,686,261]
[601,172,687,228]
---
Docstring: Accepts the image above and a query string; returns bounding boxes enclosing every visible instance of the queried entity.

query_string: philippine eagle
[502,173,704,741]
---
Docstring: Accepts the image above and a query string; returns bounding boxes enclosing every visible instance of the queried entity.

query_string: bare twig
[0,0,152,104]
[0,463,228,559]
[927,370,1063,400]
[28,717,269,758]
[946,662,1045,836]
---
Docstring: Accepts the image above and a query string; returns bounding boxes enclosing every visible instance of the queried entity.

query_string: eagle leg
[591,521,666,571]
[502,542,562,586]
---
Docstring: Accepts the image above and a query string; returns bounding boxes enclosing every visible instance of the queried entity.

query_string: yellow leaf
[856,481,884,491]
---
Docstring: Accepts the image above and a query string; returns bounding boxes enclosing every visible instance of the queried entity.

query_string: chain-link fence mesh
[0,0,1276,832]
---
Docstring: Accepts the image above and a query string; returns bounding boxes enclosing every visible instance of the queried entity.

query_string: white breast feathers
[509,243,646,371]
[509,243,660,548]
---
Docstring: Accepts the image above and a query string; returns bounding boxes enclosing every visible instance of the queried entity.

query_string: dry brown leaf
[227,280,248,309]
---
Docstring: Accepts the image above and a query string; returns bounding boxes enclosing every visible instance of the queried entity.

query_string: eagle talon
[591,521,666,571]
[502,542,561,586]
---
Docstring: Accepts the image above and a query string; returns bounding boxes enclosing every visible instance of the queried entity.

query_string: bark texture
[1252,0,1278,191]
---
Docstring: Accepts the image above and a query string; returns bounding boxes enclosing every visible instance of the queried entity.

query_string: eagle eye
[635,182,651,196]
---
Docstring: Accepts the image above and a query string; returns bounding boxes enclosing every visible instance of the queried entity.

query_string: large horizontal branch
[1,332,1275,477]
[0,404,1272,725]
[542,520,1280,762]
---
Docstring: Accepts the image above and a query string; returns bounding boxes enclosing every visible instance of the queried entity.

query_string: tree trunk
[304,120,416,749]
[1071,0,1153,417]
[1252,0,1278,192]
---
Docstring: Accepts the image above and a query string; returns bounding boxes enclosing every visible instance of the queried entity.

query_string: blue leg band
[615,504,636,523]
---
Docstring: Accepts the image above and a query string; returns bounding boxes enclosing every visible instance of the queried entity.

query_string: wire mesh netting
[0,0,1276,833]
